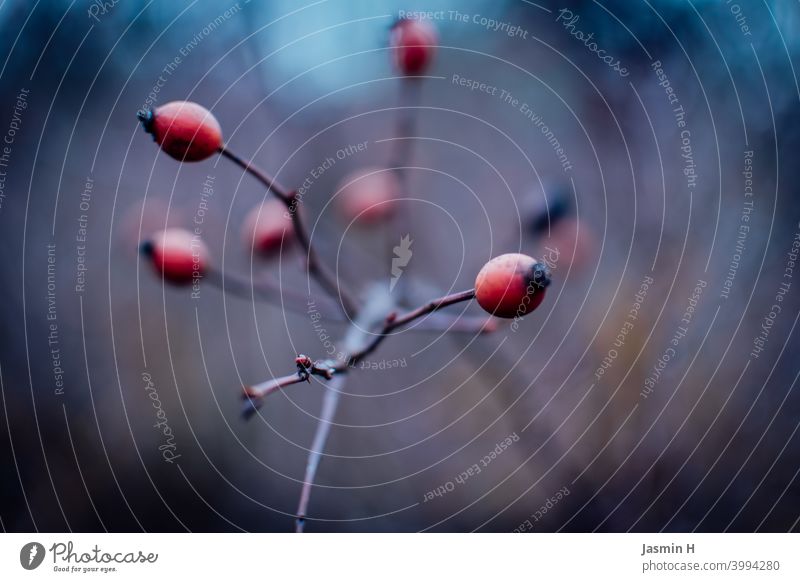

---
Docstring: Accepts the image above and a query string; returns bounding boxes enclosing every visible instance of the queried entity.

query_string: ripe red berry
[141,228,208,284]
[242,199,294,255]
[390,18,438,75]
[138,101,222,162]
[475,253,550,318]
[336,167,398,224]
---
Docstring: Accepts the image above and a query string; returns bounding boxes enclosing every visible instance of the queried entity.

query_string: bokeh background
[1,0,799,532]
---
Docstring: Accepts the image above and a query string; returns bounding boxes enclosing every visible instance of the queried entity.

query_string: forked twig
[242,287,477,531]
[243,288,476,409]
[294,373,343,532]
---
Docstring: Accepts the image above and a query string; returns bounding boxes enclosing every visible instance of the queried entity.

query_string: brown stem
[295,374,344,532]
[385,78,422,301]
[336,288,476,372]
[242,372,309,419]
[218,144,359,318]
[285,195,358,318]
[295,296,485,531]
[388,288,476,331]
[292,292,392,531]
[388,78,421,170]
[219,145,292,202]
[242,287,476,530]
[244,288,477,413]
[417,313,497,334]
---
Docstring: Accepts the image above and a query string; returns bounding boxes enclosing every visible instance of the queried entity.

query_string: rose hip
[475,253,550,318]
[243,199,295,256]
[390,18,438,75]
[141,228,208,284]
[138,101,222,162]
[336,167,399,224]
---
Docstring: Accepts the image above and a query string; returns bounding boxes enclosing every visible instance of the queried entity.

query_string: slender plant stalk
[418,312,496,334]
[386,78,422,302]
[294,289,394,532]
[243,288,477,409]
[295,374,343,532]
[389,79,421,171]
[336,289,476,372]
[218,145,292,202]
[242,373,309,419]
[387,288,475,331]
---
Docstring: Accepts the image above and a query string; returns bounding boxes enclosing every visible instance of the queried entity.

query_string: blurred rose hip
[242,199,295,256]
[390,18,438,75]
[141,228,208,284]
[336,167,399,224]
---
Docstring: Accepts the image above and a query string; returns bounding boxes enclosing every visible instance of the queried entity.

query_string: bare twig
[336,288,476,372]
[219,145,359,318]
[417,312,497,334]
[241,373,309,419]
[293,291,394,531]
[295,374,344,532]
[387,288,476,331]
[385,78,422,301]
[218,145,292,202]
[243,288,476,411]
[388,78,422,171]
[250,288,475,531]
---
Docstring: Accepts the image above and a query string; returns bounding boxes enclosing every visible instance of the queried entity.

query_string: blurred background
[1,0,799,532]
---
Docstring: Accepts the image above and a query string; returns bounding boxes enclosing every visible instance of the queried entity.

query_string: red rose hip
[141,228,209,284]
[242,199,294,255]
[475,253,551,318]
[138,101,222,162]
[390,18,438,75]
[336,167,398,224]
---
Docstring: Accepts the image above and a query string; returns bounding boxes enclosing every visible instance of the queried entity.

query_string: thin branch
[416,313,497,334]
[242,373,309,419]
[242,288,477,414]
[292,292,393,532]
[295,374,344,532]
[336,288,476,372]
[219,145,292,202]
[388,288,476,331]
[385,78,422,301]
[219,144,359,318]
[388,78,422,171]
[299,288,478,531]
